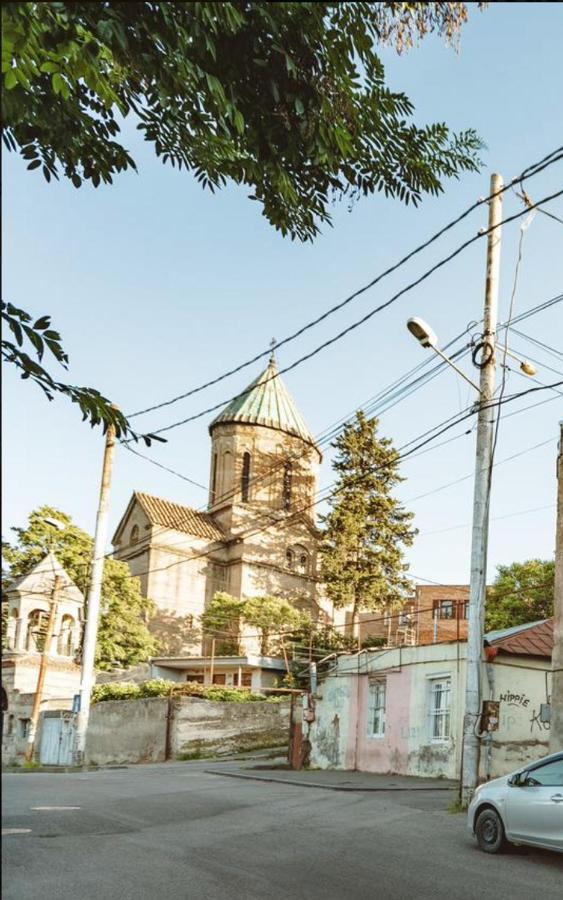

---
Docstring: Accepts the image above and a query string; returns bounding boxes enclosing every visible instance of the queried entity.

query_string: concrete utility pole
[461,174,503,805]
[25,575,62,762]
[550,421,563,752]
[74,421,117,765]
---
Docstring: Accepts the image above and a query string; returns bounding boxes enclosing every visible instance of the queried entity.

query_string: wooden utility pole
[209,638,216,685]
[74,420,117,765]
[25,575,62,762]
[550,421,563,751]
[461,174,503,805]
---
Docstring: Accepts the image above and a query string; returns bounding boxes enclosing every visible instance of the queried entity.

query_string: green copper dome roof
[209,358,319,451]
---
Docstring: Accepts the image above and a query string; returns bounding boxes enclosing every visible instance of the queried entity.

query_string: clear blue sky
[3,2,562,584]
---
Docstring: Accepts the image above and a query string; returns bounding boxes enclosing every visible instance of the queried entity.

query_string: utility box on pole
[550,421,563,752]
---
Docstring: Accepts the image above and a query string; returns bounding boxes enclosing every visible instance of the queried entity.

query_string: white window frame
[428,676,451,743]
[367,679,386,738]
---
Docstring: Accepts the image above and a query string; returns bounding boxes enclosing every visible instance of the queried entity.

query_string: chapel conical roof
[209,358,319,451]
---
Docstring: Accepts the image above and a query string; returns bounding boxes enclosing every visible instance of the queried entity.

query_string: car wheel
[475,808,507,853]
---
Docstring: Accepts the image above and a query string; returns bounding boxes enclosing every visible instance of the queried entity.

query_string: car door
[505,755,563,850]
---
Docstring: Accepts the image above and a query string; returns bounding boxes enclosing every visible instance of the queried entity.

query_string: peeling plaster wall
[309,675,353,769]
[309,644,551,779]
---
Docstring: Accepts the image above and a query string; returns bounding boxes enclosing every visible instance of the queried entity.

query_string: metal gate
[39,712,76,765]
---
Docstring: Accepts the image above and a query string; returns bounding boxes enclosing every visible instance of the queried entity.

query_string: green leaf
[52,72,63,95]
[4,68,17,90]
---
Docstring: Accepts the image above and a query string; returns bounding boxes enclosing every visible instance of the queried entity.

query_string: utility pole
[550,421,563,752]
[25,575,62,762]
[461,174,503,804]
[74,421,117,765]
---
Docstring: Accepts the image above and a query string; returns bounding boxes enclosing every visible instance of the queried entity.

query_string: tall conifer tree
[320,412,416,636]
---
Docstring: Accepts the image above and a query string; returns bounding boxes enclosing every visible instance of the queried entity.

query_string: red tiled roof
[135,492,224,542]
[489,618,554,658]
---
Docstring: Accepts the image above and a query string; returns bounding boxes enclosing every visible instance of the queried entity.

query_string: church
[112,357,338,657]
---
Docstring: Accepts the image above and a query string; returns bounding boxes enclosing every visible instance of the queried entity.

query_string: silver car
[467,751,563,853]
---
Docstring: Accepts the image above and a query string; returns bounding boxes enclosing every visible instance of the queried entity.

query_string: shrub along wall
[85,692,291,766]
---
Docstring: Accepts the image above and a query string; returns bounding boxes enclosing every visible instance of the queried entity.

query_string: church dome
[209,358,319,452]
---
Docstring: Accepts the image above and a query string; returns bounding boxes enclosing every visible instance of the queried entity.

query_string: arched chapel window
[282,462,293,511]
[286,549,294,570]
[6,609,18,650]
[26,609,49,652]
[241,452,251,503]
[130,524,139,545]
[57,615,75,656]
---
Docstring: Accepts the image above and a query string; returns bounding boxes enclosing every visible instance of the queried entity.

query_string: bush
[91,680,269,704]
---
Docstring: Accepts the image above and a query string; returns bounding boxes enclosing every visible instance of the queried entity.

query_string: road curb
[204,769,457,792]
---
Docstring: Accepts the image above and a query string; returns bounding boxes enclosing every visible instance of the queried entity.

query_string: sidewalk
[205,758,458,792]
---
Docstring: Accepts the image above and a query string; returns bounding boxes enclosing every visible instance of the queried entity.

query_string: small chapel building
[112,358,336,656]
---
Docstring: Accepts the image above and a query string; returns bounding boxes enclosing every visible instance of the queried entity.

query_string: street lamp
[406,303,539,803]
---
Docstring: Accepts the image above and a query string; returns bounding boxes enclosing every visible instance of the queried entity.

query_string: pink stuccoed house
[308,619,553,781]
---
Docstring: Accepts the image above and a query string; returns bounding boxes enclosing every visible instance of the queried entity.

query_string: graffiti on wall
[499,691,530,708]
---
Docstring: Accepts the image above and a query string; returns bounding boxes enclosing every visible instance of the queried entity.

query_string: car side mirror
[508,773,523,787]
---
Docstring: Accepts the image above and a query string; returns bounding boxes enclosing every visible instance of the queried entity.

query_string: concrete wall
[309,644,551,780]
[85,698,168,765]
[84,697,290,766]
[171,697,290,759]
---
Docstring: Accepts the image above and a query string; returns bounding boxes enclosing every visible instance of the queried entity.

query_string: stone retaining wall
[84,697,290,766]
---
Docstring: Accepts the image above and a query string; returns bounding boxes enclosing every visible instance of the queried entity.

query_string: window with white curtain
[367,679,386,737]
[429,677,451,741]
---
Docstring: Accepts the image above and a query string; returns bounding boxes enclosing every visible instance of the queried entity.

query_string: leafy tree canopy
[320,411,416,630]
[202,591,310,656]
[485,559,555,632]
[243,595,310,656]
[2,505,157,669]
[3,2,483,241]
[2,2,484,433]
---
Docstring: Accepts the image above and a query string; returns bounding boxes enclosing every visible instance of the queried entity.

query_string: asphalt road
[2,761,562,900]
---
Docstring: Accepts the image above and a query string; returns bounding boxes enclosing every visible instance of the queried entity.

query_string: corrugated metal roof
[209,358,319,451]
[487,618,553,658]
[484,620,549,644]
[135,492,223,542]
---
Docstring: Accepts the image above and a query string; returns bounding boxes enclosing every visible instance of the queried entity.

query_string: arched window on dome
[221,451,233,501]
[282,462,293,511]
[130,524,139,545]
[241,452,251,503]
[211,453,218,503]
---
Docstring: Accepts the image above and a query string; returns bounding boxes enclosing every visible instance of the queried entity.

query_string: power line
[127,146,563,421]
[416,503,555,538]
[510,327,563,362]
[404,436,555,504]
[145,185,563,437]
[117,291,562,512]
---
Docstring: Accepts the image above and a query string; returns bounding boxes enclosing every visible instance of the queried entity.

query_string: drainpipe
[310,662,317,695]
[164,688,174,762]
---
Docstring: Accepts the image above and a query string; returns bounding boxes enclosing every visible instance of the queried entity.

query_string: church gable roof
[7,552,84,606]
[134,492,224,542]
[209,358,319,451]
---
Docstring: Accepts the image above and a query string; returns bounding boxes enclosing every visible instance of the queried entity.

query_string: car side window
[525,759,563,787]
